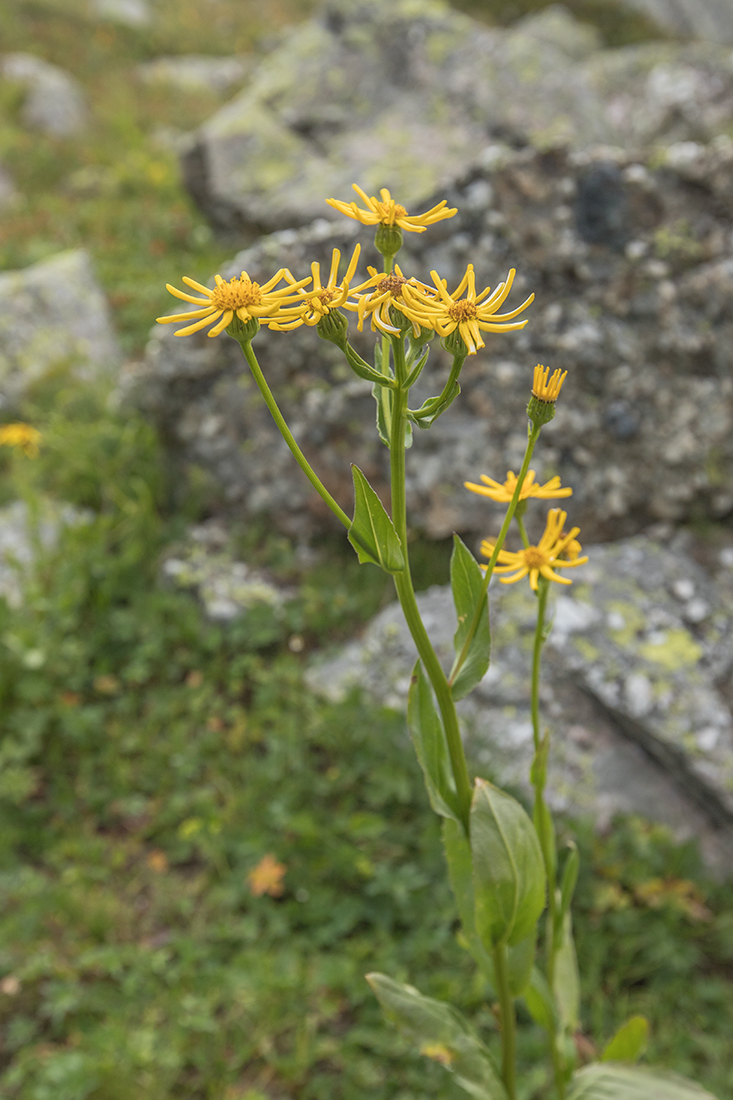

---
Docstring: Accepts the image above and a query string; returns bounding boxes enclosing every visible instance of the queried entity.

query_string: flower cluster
[157,186,533,352]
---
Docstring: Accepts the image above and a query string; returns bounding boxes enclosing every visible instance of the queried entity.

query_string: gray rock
[133,140,733,543]
[160,519,293,622]
[1,53,88,138]
[181,1,733,235]
[618,0,733,43]
[138,56,251,94]
[0,500,90,611]
[0,250,120,403]
[93,0,150,27]
[306,535,733,867]
[181,2,611,235]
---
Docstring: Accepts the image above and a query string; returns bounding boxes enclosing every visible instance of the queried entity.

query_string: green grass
[0,1,731,1097]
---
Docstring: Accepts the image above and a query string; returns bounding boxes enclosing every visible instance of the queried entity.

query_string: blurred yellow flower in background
[481,508,588,590]
[327,184,456,232]
[247,853,287,897]
[464,469,572,503]
[0,422,41,457]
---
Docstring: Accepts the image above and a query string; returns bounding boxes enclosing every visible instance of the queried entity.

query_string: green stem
[409,353,466,421]
[389,334,472,829]
[493,945,517,1100]
[240,340,351,530]
[530,581,565,1100]
[449,423,540,687]
[516,512,530,549]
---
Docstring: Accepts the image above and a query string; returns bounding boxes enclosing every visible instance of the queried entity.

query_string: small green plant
[157,183,721,1099]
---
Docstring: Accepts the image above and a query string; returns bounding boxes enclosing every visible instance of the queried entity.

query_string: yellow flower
[247,853,287,898]
[345,264,433,336]
[327,185,456,233]
[0,422,41,457]
[532,364,566,402]
[156,269,311,338]
[420,1042,454,1066]
[464,469,572,503]
[481,508,588,591]
[278,244,361,329]
[399,265,534,354]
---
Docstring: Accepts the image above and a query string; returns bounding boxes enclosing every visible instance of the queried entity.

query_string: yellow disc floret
[481,508,588,591]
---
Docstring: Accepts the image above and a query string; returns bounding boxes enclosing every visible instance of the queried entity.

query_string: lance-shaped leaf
[409,381,461,428]
[367,973,509,1100]
[601,1016,649,1063]
[344,343,397,387]
[471,779,546,948]
[408,664,460,823]
[449,536,491,701]
[568,1063,720,1100]
[348,465,405,574]
[443,818,493,975]
[554,910,580,1033]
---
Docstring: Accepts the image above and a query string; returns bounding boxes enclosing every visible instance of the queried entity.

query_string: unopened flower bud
[316,307,349,348]
[227,315,260,343]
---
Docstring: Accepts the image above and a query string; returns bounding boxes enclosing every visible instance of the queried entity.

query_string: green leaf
[348,465,405,574]
[601,1016,650,1063]
[524,967,557,1032]
[554,910,580,1033]
[449,536,491,701]
[470,779,546,948]
[344,343,397,387]
[507,931,536,997]
[559,842,580,924]
[408,664,460,822]
[367,973,509,1100]
[442,818,493,977]
[568,1063,720,1100]
[409,381,461,428]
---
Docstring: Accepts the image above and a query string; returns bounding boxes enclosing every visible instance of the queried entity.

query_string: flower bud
[316,307,349,348]
[227,315,260,343]
[375,223,403,262]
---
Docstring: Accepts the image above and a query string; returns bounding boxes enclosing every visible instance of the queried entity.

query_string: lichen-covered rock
[1,53,88,138]
[618,0,733,43]
[181,1,611,234]
[134,140,733,543]
[306,534,733,864]
[0,250,120,404]
[161,519,293,622]
[181,1,733,235]
[138,56,251,94]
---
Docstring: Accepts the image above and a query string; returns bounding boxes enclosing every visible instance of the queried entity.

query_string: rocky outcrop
[307,534,733,869]
[180,0,733,235]
[138,56,251,94]
[0,250,120,403]
[134,139,733,544]
[1,53,88,138]
[619,0,733,43]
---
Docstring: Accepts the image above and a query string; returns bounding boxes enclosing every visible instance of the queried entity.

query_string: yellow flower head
[0,422,41,457]
[327,184,457,233]
[464,469,572,503]
[532,364,567,403]
[345,264,433,336]
[481,508,588,591]
[398,265,534,354]
[279,244,361,330]
[247,853,286,898]
[156,268,311,338]
[420,1042,454,1067]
